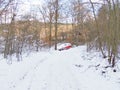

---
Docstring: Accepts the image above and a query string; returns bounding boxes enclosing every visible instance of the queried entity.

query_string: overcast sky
[17,0,102,16]
[18,0,43,15]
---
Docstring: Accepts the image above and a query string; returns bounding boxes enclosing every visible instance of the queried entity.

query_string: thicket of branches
[88,0,120,67]
[0,0,120,67]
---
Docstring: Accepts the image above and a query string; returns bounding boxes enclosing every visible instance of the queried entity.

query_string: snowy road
[10,52,82,90]
[0,46,120,90]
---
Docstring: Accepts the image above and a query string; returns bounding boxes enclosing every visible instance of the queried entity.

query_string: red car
[57,43,72,51]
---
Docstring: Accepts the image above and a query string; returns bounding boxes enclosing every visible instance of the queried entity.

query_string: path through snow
[0,46,120,90]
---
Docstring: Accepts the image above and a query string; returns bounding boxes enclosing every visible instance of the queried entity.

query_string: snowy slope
[0,45,120,90]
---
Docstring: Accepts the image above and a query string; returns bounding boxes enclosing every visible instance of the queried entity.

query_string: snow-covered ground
[0,45,120,90]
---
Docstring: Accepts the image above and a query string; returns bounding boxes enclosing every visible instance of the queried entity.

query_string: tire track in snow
[9,57,47,90]
[31,53,83,90]
[27,58,47,90]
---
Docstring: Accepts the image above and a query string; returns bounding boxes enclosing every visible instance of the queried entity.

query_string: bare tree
[39,0,62,50]
[54,0,58,50]
[0,0,14,16]
[105,0,120,67]
[69,0,90,45]
[88,0,120,67]
[89,0,106,57]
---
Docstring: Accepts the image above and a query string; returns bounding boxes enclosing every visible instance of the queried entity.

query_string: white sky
[19,0,101,12]
[17,0,102,17]
[18,0,43,15]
